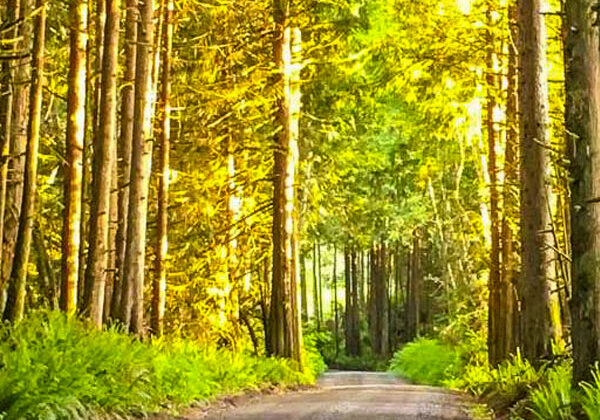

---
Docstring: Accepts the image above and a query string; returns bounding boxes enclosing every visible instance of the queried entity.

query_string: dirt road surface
[201,371,475,419]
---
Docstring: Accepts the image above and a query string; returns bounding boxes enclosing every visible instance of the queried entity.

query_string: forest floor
[174,371,478,419]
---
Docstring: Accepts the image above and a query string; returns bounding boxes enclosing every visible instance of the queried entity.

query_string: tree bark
[111,0,137,323]
[300,253,308,322]
[312,241,320,329]
[351,249,361,356]
[406,230,421,340]
[0,0,18,299]
[152,0,173,336]
[267,0,302,364]
[121,0,156,334]
[565,0,600,383]
[79,0,106,295]
[518,0,553,362]
[499,2,520,362]
[61,0,88,314]
[1,0,31,306]
[2,0,45,321]
[486,7,502,367]
[333,244,339,357]
[82,0,120,327]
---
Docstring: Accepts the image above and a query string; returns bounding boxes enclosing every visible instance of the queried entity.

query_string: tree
[2,0,46,321]
[498,2,520,362]
[333,244,339,356]
[121,0,156,334]
[0,0,19,300]
[517,0,554,363]
[344,247,359,356]
[406,229,421,340]
[82,0,121,327]
[111,0,138,322]
[1,0,32,306]
[312,242,320,328]
[267,0,302,365]
[486,7,502,367]
[565,0,600,383]
[61,0,88,314]
[152,0,174,336]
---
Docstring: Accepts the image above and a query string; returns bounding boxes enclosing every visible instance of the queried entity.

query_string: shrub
[528,364,574,420]
[0,311,320,419]
[388,338,464,386]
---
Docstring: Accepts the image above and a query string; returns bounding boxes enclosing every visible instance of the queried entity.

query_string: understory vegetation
[0,312,325,419]
[388,336,600,419]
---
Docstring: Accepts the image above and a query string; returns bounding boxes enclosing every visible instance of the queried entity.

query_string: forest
[1,0,600,418]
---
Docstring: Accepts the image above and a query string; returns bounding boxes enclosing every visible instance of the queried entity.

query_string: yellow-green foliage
[581,365,600,420]
[388,338,465,386]
[0,312,324,419]
[528,364,573,420]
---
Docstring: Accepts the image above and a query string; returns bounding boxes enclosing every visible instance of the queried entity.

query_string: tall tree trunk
[300,253,308,322]
[34,224,57,309]
[152,0,173,336]
[518,0,553,362]
[2,0,45,321]
[333,244,339,357]
[111,0,137,322]
[406,230,421,340]
[79,0,106,295]
[486,7,502,366]
[344,248,356,356]
[268,0,303,364]
[370,244,388,356]
[61,0,88,313]
[312,241,320,329]
[317,242,323,324]
[0,0,18,299]
[351,249,361,356]
[565,0,600,383]
[1,0,31,309]
[368,245,376,348]
[104,152,119,321]
[82,0,120,327]
[122,0,156,334]
[499,2,520,362]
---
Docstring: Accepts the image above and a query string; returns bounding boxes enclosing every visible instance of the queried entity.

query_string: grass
[0,311,325,419]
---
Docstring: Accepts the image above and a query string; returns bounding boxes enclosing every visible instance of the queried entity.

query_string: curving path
[201,371,475,419]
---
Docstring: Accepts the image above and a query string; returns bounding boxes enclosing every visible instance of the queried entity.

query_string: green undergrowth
[305,329,388,371]
[0,311,325,420]
[388,336,600,419]
[388,338,465,386]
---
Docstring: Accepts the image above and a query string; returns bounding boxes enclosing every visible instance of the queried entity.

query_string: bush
[0,311,320,419]
[388,338,464,386]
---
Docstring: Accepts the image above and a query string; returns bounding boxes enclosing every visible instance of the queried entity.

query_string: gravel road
[202,371,475,419]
